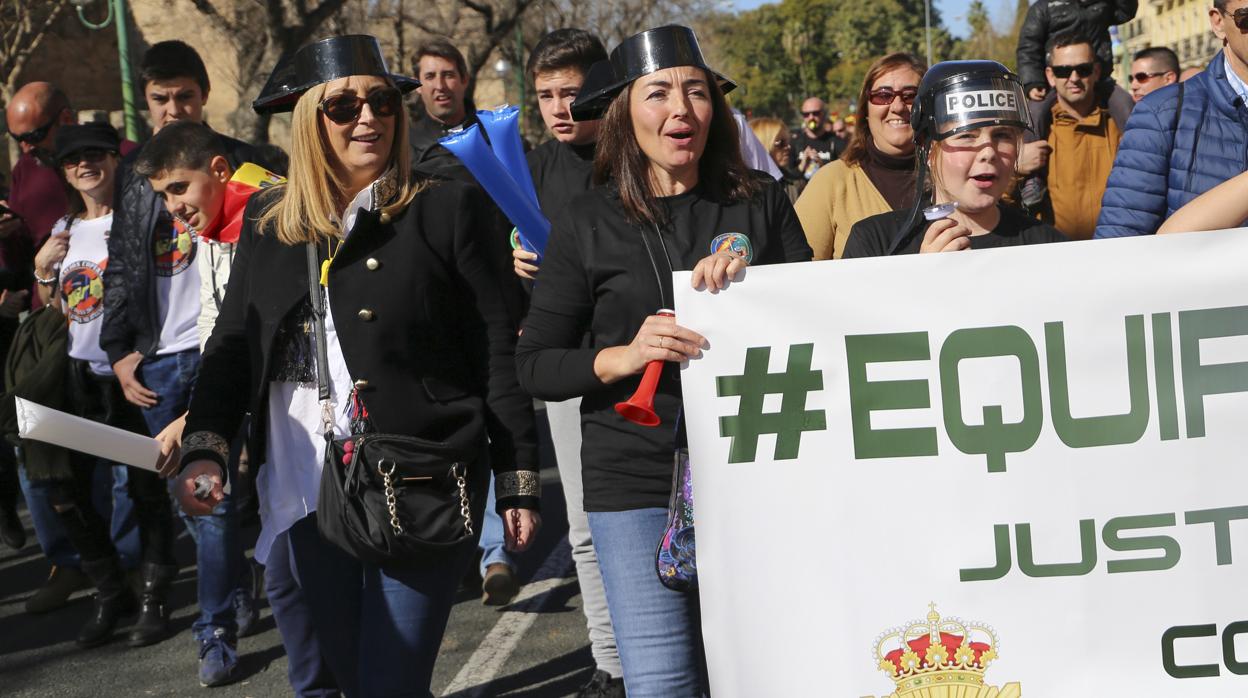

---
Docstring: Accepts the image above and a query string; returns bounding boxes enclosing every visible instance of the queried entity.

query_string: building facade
[1116,0,1222,84]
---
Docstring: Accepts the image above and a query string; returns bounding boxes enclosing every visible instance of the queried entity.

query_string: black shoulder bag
[306,244,477,566]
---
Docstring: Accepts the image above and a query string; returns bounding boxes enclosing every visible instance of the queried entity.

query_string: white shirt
[153,218,203,356]
[254,184,375,565]
[55,214,113,375]
[196,239,234,351]
[1226,54,1248,105]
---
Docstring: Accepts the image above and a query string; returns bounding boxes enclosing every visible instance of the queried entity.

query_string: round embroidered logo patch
[710,232,753,264]
[154,219,197,277]
[61,260,106,324]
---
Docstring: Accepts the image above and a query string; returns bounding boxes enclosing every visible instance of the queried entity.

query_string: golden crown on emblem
[869,604,1020,698]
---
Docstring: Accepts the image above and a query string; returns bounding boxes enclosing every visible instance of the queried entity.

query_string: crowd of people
[1,0,1247,695]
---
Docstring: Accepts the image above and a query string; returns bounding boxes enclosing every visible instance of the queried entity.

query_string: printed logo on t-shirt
[153,219,197,277]
[710,232,754,264]
[61,260,107,324]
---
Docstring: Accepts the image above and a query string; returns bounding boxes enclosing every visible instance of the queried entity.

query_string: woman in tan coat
[795,53,926,259]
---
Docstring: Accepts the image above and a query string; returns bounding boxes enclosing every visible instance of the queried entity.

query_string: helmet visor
[932,75,1030,139]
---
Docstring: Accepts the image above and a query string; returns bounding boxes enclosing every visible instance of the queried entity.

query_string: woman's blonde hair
[259,79,423,245]
[748,117,786,157]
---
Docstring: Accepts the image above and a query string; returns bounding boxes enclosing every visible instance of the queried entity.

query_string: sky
[729,0,1001,40]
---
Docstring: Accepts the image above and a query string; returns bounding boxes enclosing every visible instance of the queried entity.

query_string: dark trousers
[283,515,475,697]
[265,527,341,698]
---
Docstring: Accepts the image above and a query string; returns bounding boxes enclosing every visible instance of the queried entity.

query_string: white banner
[675,230,1248,696]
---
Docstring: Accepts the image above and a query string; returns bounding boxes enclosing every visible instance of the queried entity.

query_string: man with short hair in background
[1018,32,1129,240]
[790,97,843,179]
[1130,46,1180,102]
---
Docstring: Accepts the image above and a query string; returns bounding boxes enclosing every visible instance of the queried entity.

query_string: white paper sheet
[15,397,162,472]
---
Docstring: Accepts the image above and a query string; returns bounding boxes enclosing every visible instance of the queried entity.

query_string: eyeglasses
[1222,7,1248,31]
[772,139,792,150]
[59,148,110,169]
[800,110,823,117]
[319,87,402,125]
[7,117,57,145]
[868,87,918,106]
[1130,71,1170,83]
[1050,63,1096,79]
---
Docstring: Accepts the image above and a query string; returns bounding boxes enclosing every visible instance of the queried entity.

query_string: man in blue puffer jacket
[1095,1,1248,238]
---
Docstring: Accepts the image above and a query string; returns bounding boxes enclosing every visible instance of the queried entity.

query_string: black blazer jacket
[180,176,539,511]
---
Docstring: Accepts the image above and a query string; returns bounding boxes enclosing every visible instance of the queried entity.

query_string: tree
[183,0,349,143]
[0,0,70,102]
[953,0,1017,67]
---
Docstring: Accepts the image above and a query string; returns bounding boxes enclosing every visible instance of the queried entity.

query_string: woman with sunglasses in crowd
[26,122,177,648]
[794,53,927,260]
[843,61,1067,258]
[515,26,811,697]
[172,36,540,696]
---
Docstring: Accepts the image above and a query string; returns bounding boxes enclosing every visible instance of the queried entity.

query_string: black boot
[127,562,178,647]
[77,557,138,648]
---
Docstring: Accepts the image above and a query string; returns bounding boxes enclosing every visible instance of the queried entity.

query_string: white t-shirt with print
[152,216,203,356]
[56,214,114,376]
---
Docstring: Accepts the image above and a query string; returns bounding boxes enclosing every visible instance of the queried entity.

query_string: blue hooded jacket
[1094,54,1248,238]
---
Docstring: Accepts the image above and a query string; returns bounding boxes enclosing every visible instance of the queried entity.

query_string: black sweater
[843,203,1067,258]
[515,176,812,511]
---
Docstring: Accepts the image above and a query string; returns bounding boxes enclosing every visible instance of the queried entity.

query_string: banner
[674,230,1248,696]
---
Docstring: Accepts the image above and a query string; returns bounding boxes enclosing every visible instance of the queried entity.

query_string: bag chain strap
[379,460,404,535]
[377,461,474,538]
[456,464,474,536]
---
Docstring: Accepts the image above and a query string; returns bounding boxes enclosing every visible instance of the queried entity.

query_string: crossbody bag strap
[304,243,334,434]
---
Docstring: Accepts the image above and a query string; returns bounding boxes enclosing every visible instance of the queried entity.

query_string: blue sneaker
[198,628,238,687]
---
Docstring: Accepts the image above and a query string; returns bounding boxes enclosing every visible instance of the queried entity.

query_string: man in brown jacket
[1019,32,1128,240]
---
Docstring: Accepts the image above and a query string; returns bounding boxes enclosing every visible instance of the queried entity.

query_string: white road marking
[441,542,575,697]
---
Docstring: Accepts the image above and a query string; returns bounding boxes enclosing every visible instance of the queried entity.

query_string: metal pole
[515,24,525,121]
[924,0,933,67]
[113,0,139,141]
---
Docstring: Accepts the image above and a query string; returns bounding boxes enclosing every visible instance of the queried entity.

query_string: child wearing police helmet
[843,60,1067,257]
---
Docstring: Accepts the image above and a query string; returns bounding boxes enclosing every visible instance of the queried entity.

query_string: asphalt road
[0,409,596,697]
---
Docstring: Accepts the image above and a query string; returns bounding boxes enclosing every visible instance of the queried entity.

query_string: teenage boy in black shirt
[512,29,624,698]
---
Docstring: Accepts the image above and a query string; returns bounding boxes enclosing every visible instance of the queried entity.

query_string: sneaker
[481,562,519,606]
[576,669,625,698]
[198,628,238,688]
[25,565,89,614]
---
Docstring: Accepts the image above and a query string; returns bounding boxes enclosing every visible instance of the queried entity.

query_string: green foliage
[950,0,1021,69]
[706,0,956,120]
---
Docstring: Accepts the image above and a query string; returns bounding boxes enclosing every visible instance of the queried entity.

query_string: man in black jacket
[101,40,282,687]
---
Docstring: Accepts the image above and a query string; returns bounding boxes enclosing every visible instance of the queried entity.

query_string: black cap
[570,25,735,122]
[253,35,419,114]
[54,122,121,162]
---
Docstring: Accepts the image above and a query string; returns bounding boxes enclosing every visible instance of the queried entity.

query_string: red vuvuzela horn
[615,309,675,427]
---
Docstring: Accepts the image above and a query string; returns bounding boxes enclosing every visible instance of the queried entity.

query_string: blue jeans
[588,508,708,698]
[286,516,473,697]
[138,349,241,640]
[18,456,140,569]
[265,527,340,697]
[478,475,515,576]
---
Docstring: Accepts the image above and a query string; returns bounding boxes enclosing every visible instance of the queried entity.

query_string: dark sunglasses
[868,87,918,106]
[1050,63,1096,79]
[1131,71,1170,83]
[7,117,56,145]
[800,110,823,117]
[59,148,111,168]
[319,87,402,125]
[1223,7,1248,31]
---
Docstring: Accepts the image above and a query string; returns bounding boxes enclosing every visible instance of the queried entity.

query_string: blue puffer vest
[1095,54,1248,238]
